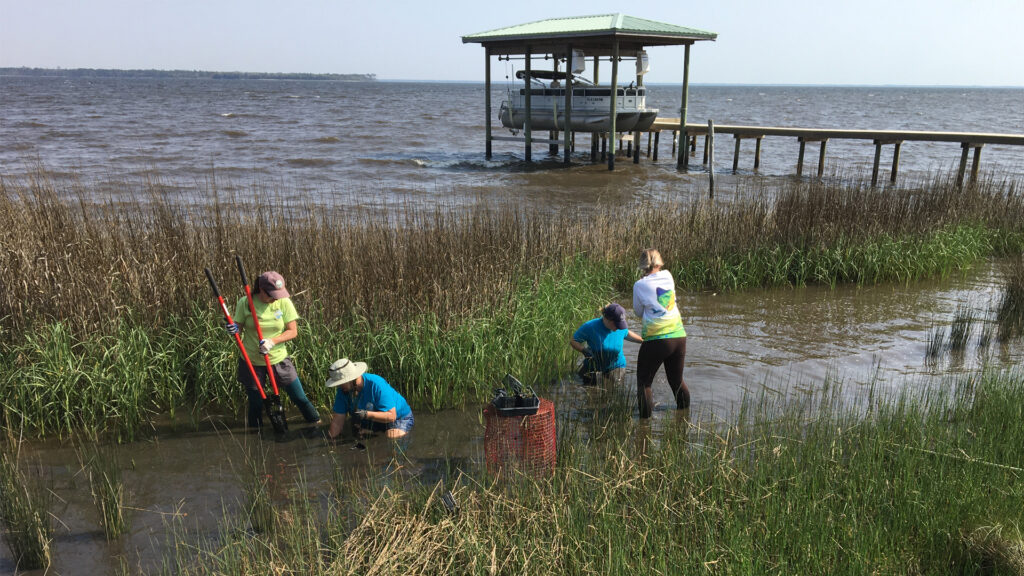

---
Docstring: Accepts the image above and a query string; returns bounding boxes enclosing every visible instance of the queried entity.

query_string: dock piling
[708,120,715,198]
[890,142,902,183]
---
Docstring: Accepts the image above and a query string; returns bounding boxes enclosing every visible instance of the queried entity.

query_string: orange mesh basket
[484,398,556,477]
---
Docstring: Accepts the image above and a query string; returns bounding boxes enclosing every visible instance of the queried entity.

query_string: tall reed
[2,170,1022,336]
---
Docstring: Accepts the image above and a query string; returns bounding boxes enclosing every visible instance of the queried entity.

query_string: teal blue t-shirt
[332,373,412,418]
[573,318,628,372]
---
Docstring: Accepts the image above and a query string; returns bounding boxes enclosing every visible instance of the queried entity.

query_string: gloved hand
[354,409,369,420]
[225,322,240,335]
[258,338,275,354]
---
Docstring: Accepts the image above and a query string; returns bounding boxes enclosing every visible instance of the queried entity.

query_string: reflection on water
[4,261,1023,574]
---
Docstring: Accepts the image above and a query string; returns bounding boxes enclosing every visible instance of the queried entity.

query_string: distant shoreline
[0,67,376,81]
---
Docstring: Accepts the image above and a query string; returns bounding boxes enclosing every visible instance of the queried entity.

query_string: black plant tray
[491,394,540,417]
[491,374,540,416]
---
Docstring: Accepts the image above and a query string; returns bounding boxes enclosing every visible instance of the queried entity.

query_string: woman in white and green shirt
[632,249,688,418]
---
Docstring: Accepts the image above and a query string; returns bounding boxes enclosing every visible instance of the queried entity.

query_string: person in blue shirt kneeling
[570,303,643,386]
[326,358,414,439]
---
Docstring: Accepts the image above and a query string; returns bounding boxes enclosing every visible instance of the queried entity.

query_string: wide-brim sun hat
[325,358,367,388]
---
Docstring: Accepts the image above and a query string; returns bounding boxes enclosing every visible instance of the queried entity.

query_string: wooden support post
[690,135,697,154]
[733,136,741,173]
[646,132,652,158]
[754,137,762,170]
[890,142,902,183]
[524,46,532,162]
[591,134,599,162]
[702,135,709,165]
[549,130,558,156]
[956,142,970,188]
[634,57,643,165]
[671,130,677,157]
[872,140,883,186]
[601,134,607,162]
[970,144,983,184]
[708,120,715,199]
[609,41,619,171]
[653,131,660,162]
[485,48,492,160]
[797,139,807,177]
[676,44,691,170]
[817,140,827,178]
[563,43,572,165]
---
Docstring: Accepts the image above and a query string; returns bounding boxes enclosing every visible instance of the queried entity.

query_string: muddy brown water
[5,261,1022,575]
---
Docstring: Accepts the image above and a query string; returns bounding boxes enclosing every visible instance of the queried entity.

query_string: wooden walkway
[644,119,1024,186]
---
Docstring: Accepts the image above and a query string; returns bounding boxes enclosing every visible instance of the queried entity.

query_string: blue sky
[2,0,1022,86]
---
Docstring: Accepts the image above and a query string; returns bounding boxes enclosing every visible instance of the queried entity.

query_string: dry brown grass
[1,170,1022,336]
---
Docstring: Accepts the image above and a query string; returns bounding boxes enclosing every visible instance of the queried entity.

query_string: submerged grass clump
[1,171,1024,436]
[997,256,1024,341]
[0,448,53,571]
[156,369,1024,575]
[78,443,131,540]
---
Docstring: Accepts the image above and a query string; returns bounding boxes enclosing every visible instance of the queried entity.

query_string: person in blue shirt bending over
[325,358,414,439]
[570,303,643,386]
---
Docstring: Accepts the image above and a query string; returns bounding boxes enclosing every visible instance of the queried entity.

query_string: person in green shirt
[225,270,320,429]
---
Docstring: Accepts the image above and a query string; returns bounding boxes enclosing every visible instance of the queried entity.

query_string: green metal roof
[463,13,717,44]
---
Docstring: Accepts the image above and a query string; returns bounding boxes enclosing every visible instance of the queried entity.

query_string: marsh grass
[949,303,975,352]
[3,171,1024,436]
[78,443,130,540]
[926,325,947,361]
[240,442,276,534]
[0,448,53,571]
[156,369,1024,574]
[997,256,1024,341]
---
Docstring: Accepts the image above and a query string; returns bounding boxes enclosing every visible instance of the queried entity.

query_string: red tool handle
[205,267,268,400]
[236,256,282,396]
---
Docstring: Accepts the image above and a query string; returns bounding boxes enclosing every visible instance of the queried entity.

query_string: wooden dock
[644,119,1024,186]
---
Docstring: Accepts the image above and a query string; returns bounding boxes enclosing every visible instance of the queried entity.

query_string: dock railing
[650,118,1024,187]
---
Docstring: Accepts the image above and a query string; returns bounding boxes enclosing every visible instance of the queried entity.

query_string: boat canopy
[515,70,595,85]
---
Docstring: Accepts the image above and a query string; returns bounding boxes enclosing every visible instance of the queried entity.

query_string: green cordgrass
[0,224,1022,438]
[156,369,1024,575]
[1,261,614,437]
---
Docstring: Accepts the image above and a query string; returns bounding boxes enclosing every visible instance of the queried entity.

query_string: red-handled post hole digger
[205,263,289,434]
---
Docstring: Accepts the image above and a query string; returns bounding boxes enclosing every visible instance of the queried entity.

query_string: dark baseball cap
[602,303,628,330]
[257,271,290,299]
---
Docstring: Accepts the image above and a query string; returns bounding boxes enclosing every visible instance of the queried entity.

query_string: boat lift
[463,13,717,170]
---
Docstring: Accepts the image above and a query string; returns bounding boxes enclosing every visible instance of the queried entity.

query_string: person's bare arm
[328,412,347,438]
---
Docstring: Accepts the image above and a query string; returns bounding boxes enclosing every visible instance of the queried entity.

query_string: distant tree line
[0,67,377,81]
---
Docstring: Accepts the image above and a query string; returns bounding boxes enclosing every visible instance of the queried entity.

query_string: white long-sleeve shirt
[632,270,686,340]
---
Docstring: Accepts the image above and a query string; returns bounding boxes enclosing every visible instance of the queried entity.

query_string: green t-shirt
[233,296,299,366]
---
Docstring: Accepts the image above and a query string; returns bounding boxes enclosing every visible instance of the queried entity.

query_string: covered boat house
[462,14,716,170]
